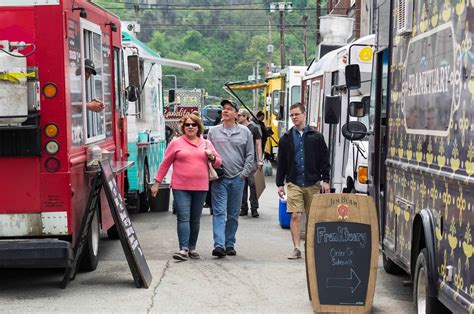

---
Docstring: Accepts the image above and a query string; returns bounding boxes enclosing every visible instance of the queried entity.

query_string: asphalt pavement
[0,174,414,313]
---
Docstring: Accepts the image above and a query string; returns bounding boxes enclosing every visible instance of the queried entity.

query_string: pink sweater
[154,136,222,191]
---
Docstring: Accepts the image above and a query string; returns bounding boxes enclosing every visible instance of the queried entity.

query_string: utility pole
[256,61,260,111]
[270,2,293,70]
[252,65,257,111]
[279,9,285,70]
[302,15,308,65]
[316,1,321,54]
[267,20,273,76]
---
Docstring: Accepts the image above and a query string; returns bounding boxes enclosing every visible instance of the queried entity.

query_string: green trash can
[149,183,170,212]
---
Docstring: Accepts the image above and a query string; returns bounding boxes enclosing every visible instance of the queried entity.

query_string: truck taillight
[358,166,368,184]
[45,157,60,172]
[44,123,58,138]
[43,82,57,98]
[45,140,59,155]
[44,123,60,171]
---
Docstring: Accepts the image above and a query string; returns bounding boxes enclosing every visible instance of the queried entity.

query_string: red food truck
[0,0,130,271]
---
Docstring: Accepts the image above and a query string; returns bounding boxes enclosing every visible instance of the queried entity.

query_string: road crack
[147,260,170,313]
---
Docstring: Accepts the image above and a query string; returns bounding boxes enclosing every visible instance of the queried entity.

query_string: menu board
[100,160,152,288]
[314,222,371,305]
[306,194,379,313]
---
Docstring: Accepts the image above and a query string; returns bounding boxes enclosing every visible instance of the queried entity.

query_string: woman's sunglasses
[184,123,198,127]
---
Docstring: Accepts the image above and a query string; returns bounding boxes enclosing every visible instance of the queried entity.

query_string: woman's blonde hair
[179,113,204,136]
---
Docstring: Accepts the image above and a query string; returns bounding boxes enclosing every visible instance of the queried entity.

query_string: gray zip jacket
[208,124,254,179]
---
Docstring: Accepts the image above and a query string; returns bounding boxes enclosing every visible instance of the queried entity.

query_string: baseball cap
[85,59,97,75]
[220,99,239,112]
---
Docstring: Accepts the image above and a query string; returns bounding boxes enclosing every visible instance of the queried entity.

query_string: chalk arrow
[326,268,361,294]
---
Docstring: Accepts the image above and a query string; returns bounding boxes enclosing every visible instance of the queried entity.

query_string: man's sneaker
[239,210,248,216]
[225,247,237,256]
[212,247,226,258]
[251,210,259,218]
[288,248,302,259]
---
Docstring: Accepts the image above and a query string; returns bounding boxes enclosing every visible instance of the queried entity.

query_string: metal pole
[280,9,285,70]
[256,61,260,111]
[316,1,320,48]
[253,65,256,111]
[302,15,308,65]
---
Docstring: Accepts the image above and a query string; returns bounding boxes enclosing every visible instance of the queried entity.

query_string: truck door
[368,50,390,244]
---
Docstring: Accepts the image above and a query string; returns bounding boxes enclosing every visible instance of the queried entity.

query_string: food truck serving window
[81,20,106,144]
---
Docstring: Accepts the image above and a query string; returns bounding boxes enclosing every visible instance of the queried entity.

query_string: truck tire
[80,209,100,271]
[413,248,447,314]
[382,251,404,274]
[139,162,150,213]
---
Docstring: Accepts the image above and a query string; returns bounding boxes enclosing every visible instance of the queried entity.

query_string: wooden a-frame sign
[305,193,378,313]
[61,160,152,288]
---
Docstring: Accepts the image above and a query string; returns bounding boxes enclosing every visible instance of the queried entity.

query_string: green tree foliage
[94,0,318,101]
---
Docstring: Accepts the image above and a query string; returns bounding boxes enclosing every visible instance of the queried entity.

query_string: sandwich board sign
[61,159,152,288]
[100,160,152,288]
[306,194,378,313]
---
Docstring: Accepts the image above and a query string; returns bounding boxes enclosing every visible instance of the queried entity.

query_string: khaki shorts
[286,182,321,214]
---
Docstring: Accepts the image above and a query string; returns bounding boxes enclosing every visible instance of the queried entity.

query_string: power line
[102,5,318,11]
[103,5,359,11]
[131,23,313,28]
[139,27,319,32]
[112,0,268,7]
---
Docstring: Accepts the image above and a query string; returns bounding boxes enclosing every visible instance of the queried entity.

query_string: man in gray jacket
[208,100,254,257]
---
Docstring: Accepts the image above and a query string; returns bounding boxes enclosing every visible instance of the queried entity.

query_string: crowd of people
[152,99,330,261]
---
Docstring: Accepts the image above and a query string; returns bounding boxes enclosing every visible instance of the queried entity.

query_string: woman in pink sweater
[151,114,222,261]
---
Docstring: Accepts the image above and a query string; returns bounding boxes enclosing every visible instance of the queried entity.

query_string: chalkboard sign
[61,173,103,289]
[306,194,378,313]
[100,160,152,288]
[314,222,371,305]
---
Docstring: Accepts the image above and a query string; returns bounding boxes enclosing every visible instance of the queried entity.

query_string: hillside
[94,0,320,102]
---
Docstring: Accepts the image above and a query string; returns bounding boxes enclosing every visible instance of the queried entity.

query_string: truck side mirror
[127,55,140,88]
[324,95,341,124]
[126,85,138,102]
[349,101,367,117]
[342,121,367,141]
[168,89,175,104]
[345,64,361,90]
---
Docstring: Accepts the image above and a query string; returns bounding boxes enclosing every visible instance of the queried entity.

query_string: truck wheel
[382,251,404,274]
[139,163,150,213]
[80,209,100,272]
[413,248,447,313]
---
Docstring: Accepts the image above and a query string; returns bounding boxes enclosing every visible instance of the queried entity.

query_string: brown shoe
[188,251,200,259]
[287,248,302,259]
[173,251,188,261]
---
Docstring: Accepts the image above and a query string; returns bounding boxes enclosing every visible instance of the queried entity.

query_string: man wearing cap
[237,109,263,218]
[207,99,254,257]
[84,59,104,113]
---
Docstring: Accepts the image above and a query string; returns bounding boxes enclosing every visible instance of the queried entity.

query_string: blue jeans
[172,190,208,251]
[211,176,245,249]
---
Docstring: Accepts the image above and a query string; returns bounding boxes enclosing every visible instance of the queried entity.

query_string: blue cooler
[279,198,291,229]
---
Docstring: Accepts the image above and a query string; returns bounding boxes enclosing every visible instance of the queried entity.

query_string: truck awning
[153,58,203,71]
[122,31,202,71]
